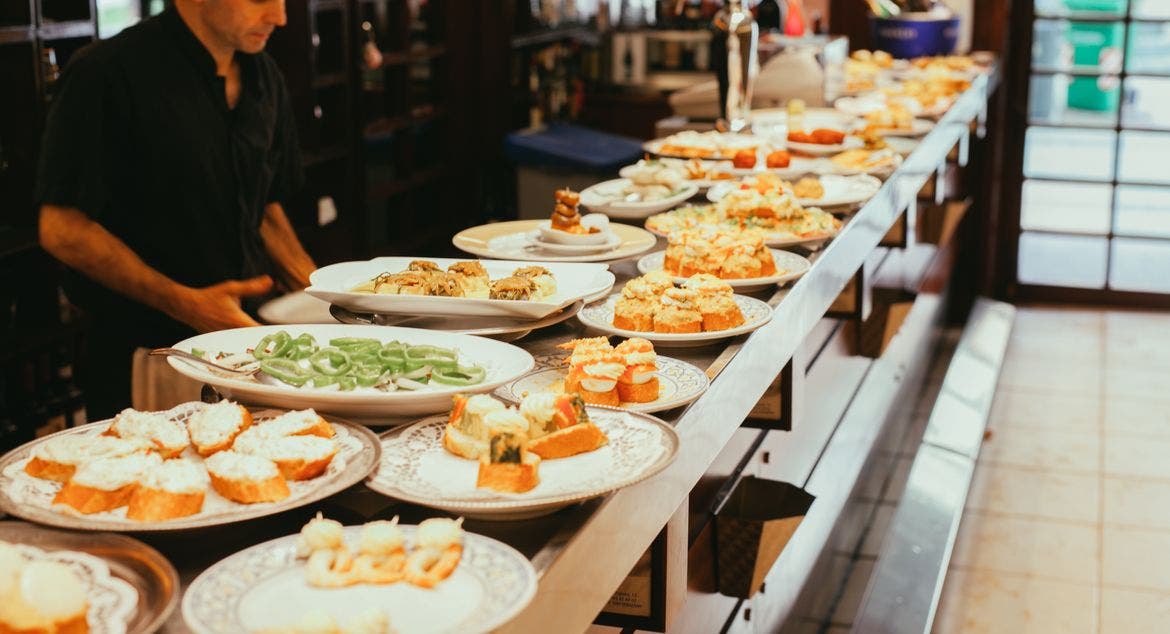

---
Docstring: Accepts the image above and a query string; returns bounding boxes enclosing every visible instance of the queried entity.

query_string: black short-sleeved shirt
[36,8,302,347]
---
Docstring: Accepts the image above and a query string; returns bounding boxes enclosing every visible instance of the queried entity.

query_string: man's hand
[169,275,274,333]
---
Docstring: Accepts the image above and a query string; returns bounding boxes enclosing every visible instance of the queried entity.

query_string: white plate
[748,107,859,140]
[367,407,679,519]
[531,231,623,254]
[834,95,924,118]
[828,149,904,177]
[308,257,614,319]
[167,325,535,419]
[454,220,658,264]
[0,403,382,531]
[868,118,935,138]
[642,132,761,160]
[636,249,811,291]
[579,179,700,219]
[786,135,864,156]
[727,155,831,180]
[643,206,839,249]
[535,214,610,245]
[706,174,882,208]
[495,354,709,414]
[182,524,537,634]
[328,301,587,348]
[619,157,734,192]
[258,291,335,325]
[576,293,773,347]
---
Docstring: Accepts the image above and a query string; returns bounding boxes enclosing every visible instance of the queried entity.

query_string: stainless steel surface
[852,298,1016,634]
[137,70,996,633]
[149,347,258,377]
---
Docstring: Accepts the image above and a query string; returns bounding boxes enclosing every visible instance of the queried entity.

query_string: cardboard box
[715,476,815,598]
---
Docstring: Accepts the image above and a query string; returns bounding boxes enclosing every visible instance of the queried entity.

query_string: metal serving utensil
[149,348,261,377]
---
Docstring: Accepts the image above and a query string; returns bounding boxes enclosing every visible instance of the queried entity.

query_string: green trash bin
[1064,0,1125,112]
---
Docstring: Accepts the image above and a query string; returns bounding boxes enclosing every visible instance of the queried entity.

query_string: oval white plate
[642,132,760,160]
[0,403,381,531]
[706,174,882,208]
[786,135,863,156]
[328,301,586,348]
[643,207,838,249]
[182,525,537,634]
[636,248,811,291]
[579,179,700,219]
[531,231,622,254]
[167,325,535,419]
[495,354,709,414]
[367,407,679,520]
[308,257,614,319]
[577,293,773,347]
[453,220,659,263]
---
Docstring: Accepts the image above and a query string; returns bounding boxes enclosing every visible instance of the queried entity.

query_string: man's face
[202,0,287,54]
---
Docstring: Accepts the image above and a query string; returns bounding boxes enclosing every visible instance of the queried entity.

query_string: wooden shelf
[37,20,95,40]
[0,25,34,45]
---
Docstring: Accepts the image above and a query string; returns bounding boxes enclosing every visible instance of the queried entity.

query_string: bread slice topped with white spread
[0,541,89,634]
[107,408,190,458]
[186,400,253,457]
[204,450,291,504]
[24,434,152,483]
[127,458,210,521]
[53,452,163,514]
[233,435,339,481]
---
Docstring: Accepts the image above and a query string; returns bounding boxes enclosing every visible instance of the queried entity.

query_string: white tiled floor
[827,306,1170,634]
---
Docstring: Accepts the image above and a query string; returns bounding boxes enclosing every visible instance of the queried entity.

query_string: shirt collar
[160,7,222,78]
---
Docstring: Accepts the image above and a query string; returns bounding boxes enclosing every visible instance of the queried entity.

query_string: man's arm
[260,202,316,292]
[39,204,273,332]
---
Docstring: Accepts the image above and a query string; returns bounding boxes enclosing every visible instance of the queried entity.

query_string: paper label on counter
[604,575,652,617]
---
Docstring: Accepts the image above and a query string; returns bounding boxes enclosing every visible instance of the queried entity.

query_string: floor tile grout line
[947,563,1099,588]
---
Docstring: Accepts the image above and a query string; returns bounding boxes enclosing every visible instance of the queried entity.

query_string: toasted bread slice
[107,408,189,458]
[25,435,151,483]
[53,452,162,514]
[442,424,488,461]
[476,452,540,493]
[205,451,290,504]
[260,409,334,439]
[0,558,89,634]
[526,423,609,460]
[618,376,660,403]
[236,435,338,481]
[126,459,208,521]
[187,401,253,457]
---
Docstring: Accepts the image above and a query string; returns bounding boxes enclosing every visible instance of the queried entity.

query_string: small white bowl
[537,213,612,245]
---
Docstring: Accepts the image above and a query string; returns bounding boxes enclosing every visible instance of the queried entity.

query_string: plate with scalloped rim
[182,524,537,634]
[636,249,811,292]
[0,403,381,532]
[576,292,773,348]
[495,352,709,414]
[366,405,679,520]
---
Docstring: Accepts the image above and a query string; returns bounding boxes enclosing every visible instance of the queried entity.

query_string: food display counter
[0,60,999,634]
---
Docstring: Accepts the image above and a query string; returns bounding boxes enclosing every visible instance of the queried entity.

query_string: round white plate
[258,291,335,325]
[706,174,882,208]
[868,118,935,138]
[748,107,859,140]
[727,155,830,180]
[367,406,679,520]
[182,524,537,634]
[453,220,659,263]
[579,179,700,219]
[308,257,614,320]
[786,139,853,156]
[642,132,760,160]
[495,353,709,414]
[619,157,734,192]
[531,232,622,254]
[834,95,924,118]
[167,325,535,419]
[882,136,920,156]
[328,301,587,346]
[577,293,773,347]
[828,149,904,177]
[636,249,811,291]
[643,206,838,249]
[0,403,382,531]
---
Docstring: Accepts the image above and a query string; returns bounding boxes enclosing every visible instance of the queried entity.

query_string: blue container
[870,13,960,59]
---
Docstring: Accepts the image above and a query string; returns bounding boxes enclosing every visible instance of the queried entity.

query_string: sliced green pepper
[310,349,352,376]
[405,345,458,371]
[286,333,318,360]
[260,357,313,386]
[431,364,487,386]
[253,331,292,359]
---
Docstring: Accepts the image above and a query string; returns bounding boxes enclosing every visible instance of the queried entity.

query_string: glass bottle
[712,0,760,132]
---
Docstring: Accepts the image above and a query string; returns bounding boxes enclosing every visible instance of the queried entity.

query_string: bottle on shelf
[712,0,760,132]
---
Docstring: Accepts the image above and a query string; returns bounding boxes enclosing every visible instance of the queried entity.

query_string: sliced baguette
[107,408,190,458]
[187,401,253,457]
[126,459,209,521]
[234,435,338,481]
[25,435,151,483]
[205,451,290,504]
[53,452,162,514]
[260,409,334,439]
[476,452,540,493]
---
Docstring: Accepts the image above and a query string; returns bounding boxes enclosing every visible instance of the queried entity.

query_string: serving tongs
[149,348,262,378]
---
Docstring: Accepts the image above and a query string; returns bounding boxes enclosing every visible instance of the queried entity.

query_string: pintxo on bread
[0,541,90,634]
[614,272,746,334]
[19,403,341,523]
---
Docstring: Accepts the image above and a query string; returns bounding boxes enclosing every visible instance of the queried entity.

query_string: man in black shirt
[36,0,316,419]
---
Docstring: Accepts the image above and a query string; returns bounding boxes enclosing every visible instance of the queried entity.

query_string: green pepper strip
[310,349,352,376]
[337,376,357,391]
[431,364,487,386]
[285,334,318,360]
[354,364,384,387]
[310,373,339,388]
[329,337,381,349]
[253,331,292,359]
[260,358,314,386]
